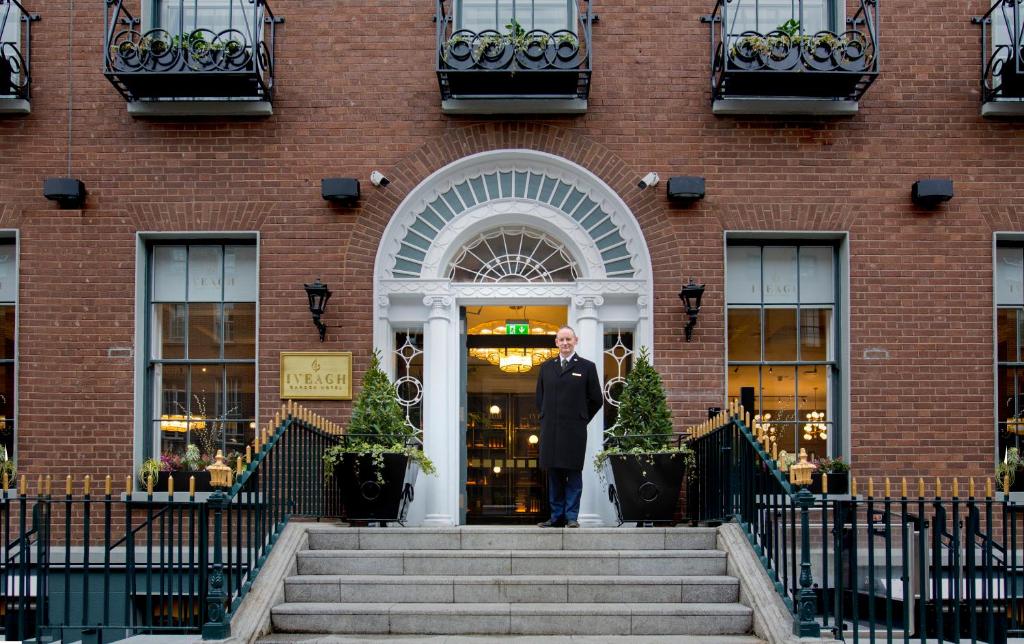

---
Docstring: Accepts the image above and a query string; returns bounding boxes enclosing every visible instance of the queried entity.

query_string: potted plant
[0,445,16,488]
[594,347,693,526]
[997,446,1024,492]
[322,351,435,525]
[811,455,849,495]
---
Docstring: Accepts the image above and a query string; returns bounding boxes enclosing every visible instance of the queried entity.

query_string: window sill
[128,100,273,118]
[982,101,1024,117]
[0,98,30,115]
[713,98,858,117]
[442,98,587,115]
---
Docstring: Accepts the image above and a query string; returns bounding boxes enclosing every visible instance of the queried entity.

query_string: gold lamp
[206,450,234,489]
[789,448,815,488]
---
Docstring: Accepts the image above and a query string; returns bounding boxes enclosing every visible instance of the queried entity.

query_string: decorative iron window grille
[448,227,579,283]
[394,332,424,445]
[103,0,281,103]
[435,0,593,101]
[976,0,1024,105]
[602,331,634,437]
[703,0,879,102]
[0,0,38,102]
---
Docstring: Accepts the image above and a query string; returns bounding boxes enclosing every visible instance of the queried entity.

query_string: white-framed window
[726,242,839,463]
[456,0,575,33]
[146,242,256,467]
[996,244,1024,463]
[0,240,16,462]
[150,0,257,37]
[725,0,838,36]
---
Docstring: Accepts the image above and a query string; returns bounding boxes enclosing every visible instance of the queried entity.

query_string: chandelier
[803,410,827,441]
[498,353,533,373]
[467,317,561,374]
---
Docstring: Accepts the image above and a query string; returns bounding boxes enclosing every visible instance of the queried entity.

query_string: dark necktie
[561,358,568,370]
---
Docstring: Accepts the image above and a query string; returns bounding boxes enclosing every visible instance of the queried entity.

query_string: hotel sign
[280,352,352,400]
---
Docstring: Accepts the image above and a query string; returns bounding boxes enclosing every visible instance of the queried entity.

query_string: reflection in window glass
[726,0,831,36]
[458,0,573,32]
[148,243,256,471]
[726,243,838,459]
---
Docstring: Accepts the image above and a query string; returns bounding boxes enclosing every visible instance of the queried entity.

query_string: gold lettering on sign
[280,352,352,400]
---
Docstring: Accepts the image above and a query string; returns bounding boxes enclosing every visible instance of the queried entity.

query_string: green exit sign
[506,321,530,335]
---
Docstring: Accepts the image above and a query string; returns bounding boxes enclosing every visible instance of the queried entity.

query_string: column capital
[423,295,453,320]
[573,295,604,318]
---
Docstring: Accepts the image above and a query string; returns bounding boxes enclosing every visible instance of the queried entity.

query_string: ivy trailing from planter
[322,351,435,486]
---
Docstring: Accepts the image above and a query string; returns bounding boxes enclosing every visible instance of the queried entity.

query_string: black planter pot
[156,470,213,493]
[603,453,687,526]
[810,470,849,495]
[334,452,420,525]
[0,56,12,96]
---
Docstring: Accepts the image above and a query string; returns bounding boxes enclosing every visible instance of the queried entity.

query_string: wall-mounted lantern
[678,278,706,342]
[304,278,332,342]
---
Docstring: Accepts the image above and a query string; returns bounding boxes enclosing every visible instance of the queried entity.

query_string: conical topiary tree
[608,347,673,452]
[347,351,414,448]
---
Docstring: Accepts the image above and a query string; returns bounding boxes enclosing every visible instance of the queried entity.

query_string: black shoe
[566,520,580,528]
[537,519,565,528]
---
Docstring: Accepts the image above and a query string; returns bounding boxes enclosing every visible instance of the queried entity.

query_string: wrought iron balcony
[103,0,281,107]
[976,0,1024,116]
[435,0,593,114]
[704,0,879,114]
[0,0,39,112]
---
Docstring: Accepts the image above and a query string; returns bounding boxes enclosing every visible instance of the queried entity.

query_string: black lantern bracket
[678,278,706,343]
[303,278,333,342]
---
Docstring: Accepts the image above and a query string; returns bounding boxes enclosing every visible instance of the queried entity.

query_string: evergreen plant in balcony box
[594,347,692,525]
[322,352,435,525]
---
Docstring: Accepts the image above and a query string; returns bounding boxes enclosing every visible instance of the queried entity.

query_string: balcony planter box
[333,452,420,525]
[603,453,687,525]
[810,470,848,495]
[722,37,873,99]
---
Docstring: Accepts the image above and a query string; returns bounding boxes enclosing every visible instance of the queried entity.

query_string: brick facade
[0,0,1016,488]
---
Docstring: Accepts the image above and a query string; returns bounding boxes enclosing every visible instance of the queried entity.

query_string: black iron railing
[103,0,281,102]
[975,0,1024,105]
[0,402,341,643]
[689,407,1023,642]
[435,0,592,102]
[0,0,38,101]
[703,0,879,102]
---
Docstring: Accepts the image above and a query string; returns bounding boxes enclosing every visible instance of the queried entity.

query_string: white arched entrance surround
[373,149,654,526]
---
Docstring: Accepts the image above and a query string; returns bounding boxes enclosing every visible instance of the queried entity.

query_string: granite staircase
[267,526,754,638]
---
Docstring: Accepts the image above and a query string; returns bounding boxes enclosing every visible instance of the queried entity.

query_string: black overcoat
[535,354,603,470]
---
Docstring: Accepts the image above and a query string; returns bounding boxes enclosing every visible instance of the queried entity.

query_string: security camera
[370,171,390,187]
[638,172,660,190]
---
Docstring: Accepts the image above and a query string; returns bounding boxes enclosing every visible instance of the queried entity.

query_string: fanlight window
[448,227,579,283]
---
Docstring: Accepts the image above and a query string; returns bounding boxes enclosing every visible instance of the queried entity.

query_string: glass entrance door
[463,304,566,524]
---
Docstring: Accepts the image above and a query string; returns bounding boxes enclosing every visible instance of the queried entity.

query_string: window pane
[799,307,831,361]
[156,363,188,422]
[190,364,223,421]
[224,245,257,301]
[727,0,829,35]
[999,309,1019,363]
[602,331,633,431]
[188,246,223,302]
[223,303,255,359]
[190,420,221,461]
[998,247,1024,306]
[498,0,514,29]
[530,0,570,31]
[0,245,16,302]
[221,421,250,459]
[764,308,797,361]
[726,246,761,304]
[152,303,186,360]
[763,247,798,304]
[727,365,760,417]
[0,306,14,361]
[460,0,496,31]
[158,0,242,34]
[999,366,1024,456]
[728,308,761,361]
[763,366,797,453]
[0,364,14,457]
[188,303,221,359]
[225,363,255,421]
[799,247,833,303]
[153,246,187,302]
[797,365,828,462]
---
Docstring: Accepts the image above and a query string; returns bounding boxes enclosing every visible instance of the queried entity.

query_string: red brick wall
[0,1,1015,488]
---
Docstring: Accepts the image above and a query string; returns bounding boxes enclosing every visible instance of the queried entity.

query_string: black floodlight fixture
[321,178,360,206]
[42,177,86,209]
[911,179,954,208]
[304,277,332,342]
[667,176,706,203]
[678,278,706,343]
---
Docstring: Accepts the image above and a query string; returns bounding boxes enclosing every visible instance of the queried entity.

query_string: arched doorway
[373,149,653,526]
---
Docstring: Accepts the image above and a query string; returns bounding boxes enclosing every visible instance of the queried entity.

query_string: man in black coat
[535,325,603,528]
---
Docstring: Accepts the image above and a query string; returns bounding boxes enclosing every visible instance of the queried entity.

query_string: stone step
[284,574,740,604]
[259,635,766,643]
[295,549,728,577]
[305,527,719,552]
[271,602,754,636]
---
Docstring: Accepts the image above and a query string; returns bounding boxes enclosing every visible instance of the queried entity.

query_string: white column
[422,295,456,526]
[574,295,607,527]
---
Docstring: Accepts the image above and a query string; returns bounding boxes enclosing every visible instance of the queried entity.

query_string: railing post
[793,485,820,638]
[202,489,230,640]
